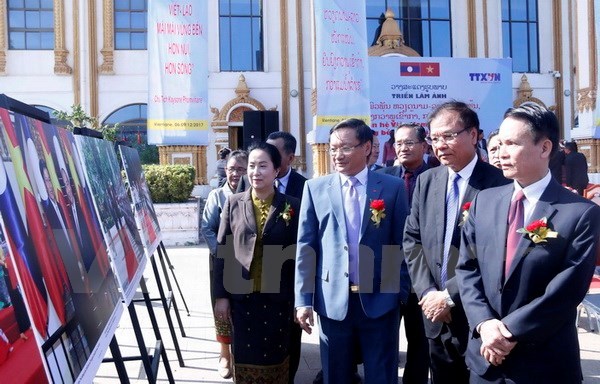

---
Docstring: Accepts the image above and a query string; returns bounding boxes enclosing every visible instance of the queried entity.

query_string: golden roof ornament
[235,74,250,100]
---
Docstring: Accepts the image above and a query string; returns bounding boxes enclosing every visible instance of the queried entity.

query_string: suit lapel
[262,191,283,235]
[433,168,449,262]
[491,185,513,287]
[328,174,348,235]
[361,171,383,239]
[242,190,258,234]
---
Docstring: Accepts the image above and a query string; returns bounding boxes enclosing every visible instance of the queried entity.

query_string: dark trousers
[288,323,302,383]
[400,293,430,384]
[429,324,469,384]
[319,294,399,384]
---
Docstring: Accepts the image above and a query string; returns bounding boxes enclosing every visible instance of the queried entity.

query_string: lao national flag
[400,63,422,76]
[421,62,440,76]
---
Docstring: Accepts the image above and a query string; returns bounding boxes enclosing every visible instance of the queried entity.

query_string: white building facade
[0,0,598,182]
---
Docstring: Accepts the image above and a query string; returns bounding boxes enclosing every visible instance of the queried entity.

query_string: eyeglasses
[426,127,470,146]
[393,140,421,149]
[328,143,363,156]
[226,167,247,174]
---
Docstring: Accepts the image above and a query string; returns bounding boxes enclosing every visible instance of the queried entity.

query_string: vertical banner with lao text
[147,1,208,145]
[314,0,370,142]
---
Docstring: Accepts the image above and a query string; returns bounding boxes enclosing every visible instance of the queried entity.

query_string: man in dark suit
[296,119,408,383]
[456,104,600,383]
[368,130,383,171]
[264,131,307,383]
[564,141,589,195]
[403,101,509,384]
[379,123,430,384]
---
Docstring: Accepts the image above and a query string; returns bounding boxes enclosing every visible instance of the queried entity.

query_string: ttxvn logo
[469,73,501,82]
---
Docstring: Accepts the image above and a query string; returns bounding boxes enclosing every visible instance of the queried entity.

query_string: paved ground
[94,245,600,383]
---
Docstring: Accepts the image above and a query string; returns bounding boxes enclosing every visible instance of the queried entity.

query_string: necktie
[274,179,282,193]
[505,190,525,277]
[403,171,413,205]
[344,177,361,284]
[441,173,461,288]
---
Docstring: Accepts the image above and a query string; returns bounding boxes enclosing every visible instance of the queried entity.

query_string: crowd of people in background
[201,101,598,384]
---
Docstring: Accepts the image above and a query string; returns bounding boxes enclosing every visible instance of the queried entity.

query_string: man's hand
[214,298,231,323]
[295,307,314,334]
[478,319,517,366]
[419,291,452,323]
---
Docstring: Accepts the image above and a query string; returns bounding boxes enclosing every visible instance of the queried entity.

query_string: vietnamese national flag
[420,62,440,76]
[400,63,422,76]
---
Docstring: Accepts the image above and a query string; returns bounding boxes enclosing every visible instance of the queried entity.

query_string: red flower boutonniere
[459,201,472,227]
[517,217,558,244]
[278,202,294,226]
[370,199,386,228]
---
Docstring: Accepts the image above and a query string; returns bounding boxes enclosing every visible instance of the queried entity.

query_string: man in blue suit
[456,104,600,383]
[295,118,408,383]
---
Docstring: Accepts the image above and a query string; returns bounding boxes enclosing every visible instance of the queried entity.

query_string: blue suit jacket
[295,170,408,320]
[457,180,600,382]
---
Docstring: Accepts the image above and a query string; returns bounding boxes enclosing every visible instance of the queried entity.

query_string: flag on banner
[401,62,440,77]
[147,0,209,145]
[400,63,422,76]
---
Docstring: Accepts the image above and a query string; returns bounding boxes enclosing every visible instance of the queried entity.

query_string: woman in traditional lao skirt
[201,150,248,379]
[214,142,300,383]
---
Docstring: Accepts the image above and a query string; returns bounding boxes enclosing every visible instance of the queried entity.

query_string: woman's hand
[214,298,231,323]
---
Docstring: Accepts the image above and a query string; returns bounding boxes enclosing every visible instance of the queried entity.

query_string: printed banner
[313,0,371,142]
[369,57,512,163]
[147,1,209,145]
[119,146,162,258]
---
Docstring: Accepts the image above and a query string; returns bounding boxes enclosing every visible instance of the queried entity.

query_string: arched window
[103,104,158,164]
[366,0,452,57]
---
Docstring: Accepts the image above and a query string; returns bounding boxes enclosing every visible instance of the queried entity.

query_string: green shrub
[142,164,195,203]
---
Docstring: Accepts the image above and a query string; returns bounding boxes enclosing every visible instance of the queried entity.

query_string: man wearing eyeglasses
[379,123,430,384]
[403,101,508,384]
[295,118,408,383]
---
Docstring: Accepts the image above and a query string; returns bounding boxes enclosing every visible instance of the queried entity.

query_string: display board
[0,107,123,384]
[119,146,161,257]
[74,136,147,305]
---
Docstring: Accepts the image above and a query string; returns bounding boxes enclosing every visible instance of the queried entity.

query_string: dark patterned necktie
[505,190,525,277]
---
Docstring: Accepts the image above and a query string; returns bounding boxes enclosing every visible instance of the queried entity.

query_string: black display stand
[134,250,185,367]
[102,284,175,384]
[158,242,190,317]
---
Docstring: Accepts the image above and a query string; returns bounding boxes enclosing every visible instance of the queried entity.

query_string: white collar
[339,166,369,187]
[512,170,552,204]
[448,154,478,181]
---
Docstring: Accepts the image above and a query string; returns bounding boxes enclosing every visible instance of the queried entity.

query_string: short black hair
[427,100,480,133]
[564,141,578,153]
[267,131,297,154]
[329,118,373,145]
[218,147,231,160]
[247,141,282,170]
[504,103,560,156]
[396,123,427,142]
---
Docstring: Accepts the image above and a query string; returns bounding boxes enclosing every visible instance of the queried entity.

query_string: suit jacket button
[344,246,348,251]
[344,272,349,277]
[263,232,268,237]
[435,262,441,267]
